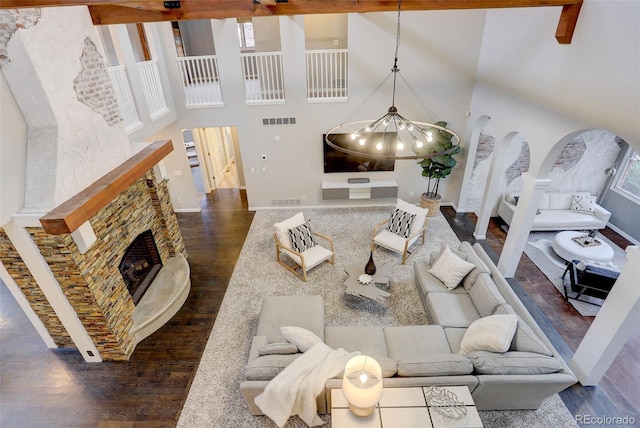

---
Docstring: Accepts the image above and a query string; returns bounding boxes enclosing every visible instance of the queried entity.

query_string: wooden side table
[331,386,483,428]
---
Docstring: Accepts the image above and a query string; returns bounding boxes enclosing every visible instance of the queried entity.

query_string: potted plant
[415,121,460,216]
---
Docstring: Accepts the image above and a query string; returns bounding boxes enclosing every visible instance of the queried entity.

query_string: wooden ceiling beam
[555,2,582,44]
[1,0,583,44]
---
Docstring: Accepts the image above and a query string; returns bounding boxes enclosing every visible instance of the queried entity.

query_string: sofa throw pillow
[281,326,323,352]
[428,246,476,290]
[288,221,316,253]
[459,314,518,356]
[571,192,596,214]
[387,208,416,238]
[493,304,553,356]
[466,351,563,375]
[429,243,468,267]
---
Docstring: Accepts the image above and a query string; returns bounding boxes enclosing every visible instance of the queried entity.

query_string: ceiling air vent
[262,117,296,126]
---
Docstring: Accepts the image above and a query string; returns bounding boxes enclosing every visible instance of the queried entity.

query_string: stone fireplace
[29,141,189,361]
[0,9,189,362]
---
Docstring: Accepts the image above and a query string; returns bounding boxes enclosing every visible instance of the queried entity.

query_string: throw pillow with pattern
[288,221,316,252]
[571,192,595,214]
[387,208,416,238]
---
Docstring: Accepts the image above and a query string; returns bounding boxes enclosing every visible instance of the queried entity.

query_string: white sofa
[498,191,611,231]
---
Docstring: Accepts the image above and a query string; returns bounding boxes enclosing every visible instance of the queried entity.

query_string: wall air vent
[271,199,301,206]
[262,117,296,126]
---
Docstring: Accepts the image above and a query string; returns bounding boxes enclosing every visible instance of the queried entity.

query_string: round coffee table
[552,231,614,263]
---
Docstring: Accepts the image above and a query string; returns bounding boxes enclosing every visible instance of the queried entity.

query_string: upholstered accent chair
[274,212,335,281]
[562,259,621,305]
[371,199,429,264]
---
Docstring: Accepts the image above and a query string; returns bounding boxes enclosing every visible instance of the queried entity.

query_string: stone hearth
[1,141,189,361]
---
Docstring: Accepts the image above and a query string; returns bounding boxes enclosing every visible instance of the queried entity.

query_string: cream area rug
[524,231,627,316]
[177,207,578,428]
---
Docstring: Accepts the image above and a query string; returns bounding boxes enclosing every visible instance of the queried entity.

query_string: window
[614,148,640,203]
[237,18,255,49]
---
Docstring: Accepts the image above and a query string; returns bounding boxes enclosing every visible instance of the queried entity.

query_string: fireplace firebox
[119,230,162,305]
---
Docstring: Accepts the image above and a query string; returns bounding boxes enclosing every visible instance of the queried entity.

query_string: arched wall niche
[497,127,632,277]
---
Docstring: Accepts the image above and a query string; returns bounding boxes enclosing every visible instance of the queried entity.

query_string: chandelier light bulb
[383,118,390,126]
[365,126,372,132]
[359,371,369,385]
[359,138,366,146]
[397,141,404,150]
[416,140,424,148]
[350,133,358,140]
[376,141,383,150]
[426,131,434,143]
[399,122,405,130]
[407,123,414,131]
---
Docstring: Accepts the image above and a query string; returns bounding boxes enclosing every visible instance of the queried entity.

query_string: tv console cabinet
[321,180,398,200]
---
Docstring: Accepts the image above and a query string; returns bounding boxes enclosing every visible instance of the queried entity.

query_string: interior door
[193,128,216,191]
[204,127,224,188]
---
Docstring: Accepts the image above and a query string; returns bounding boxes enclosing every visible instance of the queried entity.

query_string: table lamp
[342,355,383,417]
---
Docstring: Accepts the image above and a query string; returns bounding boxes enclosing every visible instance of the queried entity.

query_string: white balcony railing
[240,52,285,104]
[107,65,142,133]
[305,49,348,102]
[176,55,224,108]
[136,59,170,120]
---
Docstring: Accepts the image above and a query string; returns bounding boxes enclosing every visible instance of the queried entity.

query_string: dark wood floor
[441,207,639,422]
[0,189,255,428]
[1,191,637,427]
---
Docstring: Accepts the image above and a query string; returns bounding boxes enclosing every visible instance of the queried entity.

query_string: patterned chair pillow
[288,221,316,252]
[387,208,416,238]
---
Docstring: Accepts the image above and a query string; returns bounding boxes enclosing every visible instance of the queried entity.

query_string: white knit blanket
[255,343,359,427]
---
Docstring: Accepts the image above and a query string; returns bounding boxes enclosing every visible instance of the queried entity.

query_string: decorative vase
[365,251,377,275]
[420,193,441,217]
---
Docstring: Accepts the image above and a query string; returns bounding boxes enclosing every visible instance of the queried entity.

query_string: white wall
[0,73,28,226]
[254,16,281,52]
[304,14,348,49]
[156,10,486,210]
[179,20,216,56]
[2,7,133,211]
[465,1,640,175]
[144,124,200,212]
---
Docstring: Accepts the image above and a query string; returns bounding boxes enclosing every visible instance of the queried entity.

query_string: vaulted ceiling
[1,0,582,43]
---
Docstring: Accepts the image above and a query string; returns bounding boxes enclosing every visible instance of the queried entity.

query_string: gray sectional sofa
[240,242,577,416]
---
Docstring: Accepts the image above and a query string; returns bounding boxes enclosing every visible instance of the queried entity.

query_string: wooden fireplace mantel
[40,140,174,235]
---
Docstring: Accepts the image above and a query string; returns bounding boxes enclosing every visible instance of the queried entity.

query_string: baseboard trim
[174,207,202,213]
[249,203,395,211]
[607,222,639,245]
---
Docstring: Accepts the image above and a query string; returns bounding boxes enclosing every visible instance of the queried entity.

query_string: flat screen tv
[323,133,396,173]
